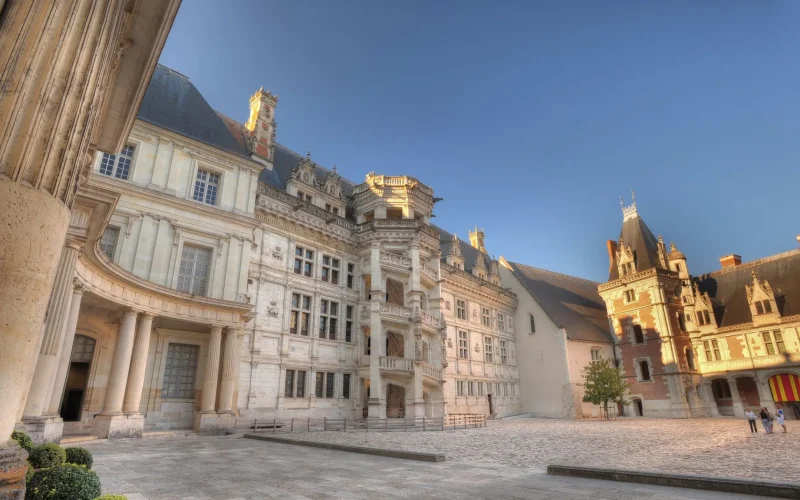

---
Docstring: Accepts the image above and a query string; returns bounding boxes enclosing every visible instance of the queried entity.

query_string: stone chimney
[469,227,486,253]
[719,254,742,269]
[607,240,618,274]
[245,87,278,163]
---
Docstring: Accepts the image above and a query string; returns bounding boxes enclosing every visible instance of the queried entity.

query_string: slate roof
[436,225,492,273]
[608,210,665,281]
[259,143,356,199]
[507,261,614,343]
[695,249,800,328]
[137,65,253,159]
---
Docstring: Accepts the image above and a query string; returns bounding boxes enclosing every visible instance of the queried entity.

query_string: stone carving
[267,300,279,318]
[415,339,422,361]
[445,300,451,310]
[447,338,453,348]
[474,343,480,353]
[271,246,283,260]
[360,304,371,320]
[380,251,412,267]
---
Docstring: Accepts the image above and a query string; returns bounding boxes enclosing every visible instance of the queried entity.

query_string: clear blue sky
[158,1,800,282]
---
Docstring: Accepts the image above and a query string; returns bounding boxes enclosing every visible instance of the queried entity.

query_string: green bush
[26,462,34,484]
[28,444,66,470]
[94,496,128,500]
[65,447,93,469]
[11,430,34,453]
[26,464,101,500]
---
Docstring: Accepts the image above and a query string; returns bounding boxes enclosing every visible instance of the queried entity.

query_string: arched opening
[386,384,405,418]
[386,331,404,357]
[631,397,643,417]
[59,334,96,422]
[711,378,733,416]
[386,278,404,306]
[768,373,800,420]
[735,377,760,409]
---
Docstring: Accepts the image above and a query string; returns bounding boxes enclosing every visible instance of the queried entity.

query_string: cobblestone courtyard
[282,417,797,481]
[80,417,796,499]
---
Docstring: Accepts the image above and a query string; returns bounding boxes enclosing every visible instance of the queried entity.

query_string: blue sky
[158,1,800,282]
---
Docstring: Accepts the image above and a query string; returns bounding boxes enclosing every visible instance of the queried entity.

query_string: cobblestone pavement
[280,417,797,481]
[83,434,767,500]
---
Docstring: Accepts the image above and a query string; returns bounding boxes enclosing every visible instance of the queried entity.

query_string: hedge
[65,447,93,469]
[26,464,101,500]
[28,444,66,470]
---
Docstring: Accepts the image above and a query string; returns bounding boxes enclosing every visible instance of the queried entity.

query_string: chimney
[719,254,742,269]
[607,240,618,274]
[245,87,278,163]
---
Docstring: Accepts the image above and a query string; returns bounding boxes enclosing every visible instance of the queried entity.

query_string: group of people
[746,404,787,434]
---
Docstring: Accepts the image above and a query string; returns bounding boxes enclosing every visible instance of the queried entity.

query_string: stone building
[599,196,800,419]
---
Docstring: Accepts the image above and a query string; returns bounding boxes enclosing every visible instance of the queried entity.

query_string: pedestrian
[745,408,758,433]
[776,404,787,434]
[759,407,772,433]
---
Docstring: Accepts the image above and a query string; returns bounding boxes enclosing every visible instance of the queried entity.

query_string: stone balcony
[379,356,414,373]
[421,362,443,382]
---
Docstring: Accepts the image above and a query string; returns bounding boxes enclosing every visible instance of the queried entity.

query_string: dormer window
[324,204,339,216]
[624,289,636,303]
[99,145,135,180]
[621,262,635,276]
[697,310,711,326]
[754,300,772,315]
[297,190,312,203]
[386,207,402,219]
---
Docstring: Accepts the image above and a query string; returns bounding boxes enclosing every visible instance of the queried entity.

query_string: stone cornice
[598,267,679,292]
[441,263,517,308]
[90,173,260,230]
[696,314,800,336]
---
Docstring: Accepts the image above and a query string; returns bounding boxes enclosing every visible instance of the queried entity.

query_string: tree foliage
[581,356,630,420]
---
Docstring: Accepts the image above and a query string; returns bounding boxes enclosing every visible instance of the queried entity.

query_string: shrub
[94,496,128,500]
[26,462,34,484]
[26,464,101,500]
[65,447,93,469]
[28,444,66,470]
[11,430,34,453]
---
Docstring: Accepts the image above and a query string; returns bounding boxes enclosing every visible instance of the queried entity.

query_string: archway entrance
[386,384,405,418]
[768,374,800,420]
[386,331,404,357]
[735,377,760,410]
[710,379,734,416]
[59,335,96,422]
[631,398,643,417]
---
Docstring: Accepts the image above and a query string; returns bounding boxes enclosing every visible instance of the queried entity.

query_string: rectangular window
[697,310,711,326]
[315,372,324,397]
[468,381,475,396]
[457,380,465,396]
[529,314,536,333]
[326,372,335,398]
[499,340,508,364]
[192,168,220,206]
[294,246,314,277]
[100,227,119,260]
[484,336,493,363]
[497,314,505,332]
[345,305,354,343]
[386,207,403,219]
[99,145,135,180]
[285,369,295,398]
[347,263,355,289]
[591,348,601,361]
[456,300,466,320]
[161,343,199,399]
[290,293,312,335]
[320,256,340,285]
[624,290,636,302]
[319,299,338,340]
[477,382,484,396]
[482,308,491,327]
[296,370,306,398]
[774,331,786,354]
[297,190,312,203]
[315,372,335,399]
[762,331,785,355]
[342,373,351,399]
[458,331,469,359]
[176,245,212,296]
[712,339,721,360]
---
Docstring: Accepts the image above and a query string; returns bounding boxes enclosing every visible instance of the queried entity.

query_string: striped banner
[768,374,800,402]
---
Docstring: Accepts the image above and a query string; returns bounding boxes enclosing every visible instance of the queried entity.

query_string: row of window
[457,331,509,364]
[100,147,222,207]
[454,299,513,333]
[284,370,352,399]
[293,246,356,288]
[455,380,518,398]
[289,293,355,342]
[701,330,786,363]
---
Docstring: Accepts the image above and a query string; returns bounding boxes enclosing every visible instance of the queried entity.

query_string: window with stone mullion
[345,305,353,343]
[176,245,211,296]
[319,299,339,340]
[290,293,311,335]
[100,227,119,260]
[483,336,493,363]
[192,169,220,206]
[499,340,508,364]
[458,331,469,359]
[321,255,340,285]
[294,247,314,277]
[99,145,135,180]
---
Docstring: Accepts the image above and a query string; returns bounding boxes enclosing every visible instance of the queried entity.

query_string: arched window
[633,325,644,344]
[685,347,695,370]
[639,360,651,381]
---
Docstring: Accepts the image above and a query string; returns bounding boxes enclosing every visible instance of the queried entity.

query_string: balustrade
[422,362,443,380]
[379,356,414,372]
[380,251,412,267]
[379,302,412,318]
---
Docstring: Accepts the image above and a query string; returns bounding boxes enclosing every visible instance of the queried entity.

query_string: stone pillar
[231,330,244,413]
[368,244,384,418]
[21,241,82,443]
[47,283,85,416]
[93,310,141,439]
[728,379,745,417]
[122,314,155,414]
[703,383,720,417]
[194,326,225,434]
[218,327,238,414]
[756,376,777,413]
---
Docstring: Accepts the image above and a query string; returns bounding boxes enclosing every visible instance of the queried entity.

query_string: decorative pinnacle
[306,151,311,159]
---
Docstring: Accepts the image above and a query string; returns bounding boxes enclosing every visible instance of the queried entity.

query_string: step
[60,435,101,445]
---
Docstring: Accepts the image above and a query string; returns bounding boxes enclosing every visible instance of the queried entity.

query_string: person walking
[759,407,773,433]
[745,408,758,433]
[776,404,787,433]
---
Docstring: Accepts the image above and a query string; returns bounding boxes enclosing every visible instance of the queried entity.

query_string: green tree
[581,356,630,420]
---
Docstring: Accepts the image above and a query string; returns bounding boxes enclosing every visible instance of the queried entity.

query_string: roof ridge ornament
[621,190,638,221]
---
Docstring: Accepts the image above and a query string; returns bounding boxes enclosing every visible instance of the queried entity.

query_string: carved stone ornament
[267,300,279,318]
[360,304,371,321]
[474,343,480,353]
[415,339,422,361]
[272,246,283,260]
[445,300,451,310]
[447,338,453,348]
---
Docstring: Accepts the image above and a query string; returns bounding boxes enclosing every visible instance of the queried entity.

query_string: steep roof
[507,261,614,343]
[436,225,492,273]
[259,143,356,199]
[608,208,665,281]
[695,249,800,328]
[137,65,253,159]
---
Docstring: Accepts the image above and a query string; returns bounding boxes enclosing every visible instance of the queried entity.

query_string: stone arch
[708,377,734,416]
[386,383,406,418]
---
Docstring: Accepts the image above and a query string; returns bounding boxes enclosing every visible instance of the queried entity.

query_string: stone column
[703,383,720,417]
[368,244,384,417]
[194,326,224,434]
[47,283,85,416]
[21,241,82,443]
[231,330,244,413]
[756,376,777,413]
[93,310,141,440]
[728,379,745,417]
[218,327,238,413]
[122,314,155,414]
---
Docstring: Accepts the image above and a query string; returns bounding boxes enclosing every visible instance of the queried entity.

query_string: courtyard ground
[80,417,796,499]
